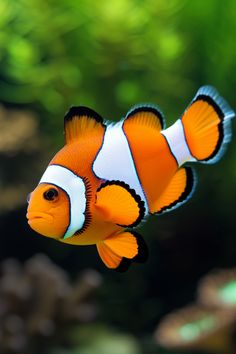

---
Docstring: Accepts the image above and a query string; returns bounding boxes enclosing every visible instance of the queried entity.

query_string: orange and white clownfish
[27,86,235,271]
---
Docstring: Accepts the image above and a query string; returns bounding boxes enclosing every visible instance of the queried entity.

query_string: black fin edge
[154,167,196,215]
[189,95,224,161]
[194,94,224,119]
[125,104,165,129]
[74,176,93,236]
[64,106,104,124]
[115,231,149,273]
[48,164,93,238]
[97,180,146,228]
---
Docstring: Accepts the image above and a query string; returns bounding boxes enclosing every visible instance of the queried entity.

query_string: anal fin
[96,231,148,272]
[151,167,196,214]
[97,242,122,269]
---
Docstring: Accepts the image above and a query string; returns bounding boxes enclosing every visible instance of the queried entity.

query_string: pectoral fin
[95,181,145,227]
[96,231,148,272]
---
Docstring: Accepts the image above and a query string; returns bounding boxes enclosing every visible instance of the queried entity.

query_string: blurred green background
[0,0,236,353]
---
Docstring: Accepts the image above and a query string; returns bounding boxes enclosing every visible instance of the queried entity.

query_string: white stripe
[39,165,86,239]
[161,119,196,166]
[93,122,148,212]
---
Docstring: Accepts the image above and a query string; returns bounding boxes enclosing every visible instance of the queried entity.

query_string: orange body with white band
[27,86,235,271]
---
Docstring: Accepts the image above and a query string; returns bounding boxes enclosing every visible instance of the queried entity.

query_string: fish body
[27,86,235,271]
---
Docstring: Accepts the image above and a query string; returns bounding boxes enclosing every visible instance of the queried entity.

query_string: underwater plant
[155,268,236,353]
[198,268,236,309]
[155,304,236,353]
[0,254,102,353]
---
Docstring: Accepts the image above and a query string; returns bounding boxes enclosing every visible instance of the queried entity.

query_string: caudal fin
[181,86,235,164]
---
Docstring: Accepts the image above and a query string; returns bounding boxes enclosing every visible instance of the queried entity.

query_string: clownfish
[27,86,235,271]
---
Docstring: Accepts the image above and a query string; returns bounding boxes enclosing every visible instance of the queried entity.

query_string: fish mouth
[26,212,53,222]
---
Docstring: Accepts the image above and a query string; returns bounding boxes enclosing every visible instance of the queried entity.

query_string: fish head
[26,183,70,239]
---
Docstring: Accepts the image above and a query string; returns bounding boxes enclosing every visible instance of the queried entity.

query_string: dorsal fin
[124,105,165,131]
[150,167,197,214]
[64,106,105,144]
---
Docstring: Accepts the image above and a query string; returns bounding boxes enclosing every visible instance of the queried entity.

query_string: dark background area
[0,1,236,353]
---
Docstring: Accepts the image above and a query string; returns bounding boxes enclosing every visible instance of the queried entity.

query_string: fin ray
[124,104,165,131]
[96,181,145,227]
[97,242,122,269]
[151,167,196,214]
[64,106,105,144]
[104,231,138,259]
[97,231,148,271]
[181,86,235,164]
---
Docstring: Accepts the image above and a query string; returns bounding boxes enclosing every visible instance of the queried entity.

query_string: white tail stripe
[162,119,196,166]
[93,122,148,212]
[39,165,86,239]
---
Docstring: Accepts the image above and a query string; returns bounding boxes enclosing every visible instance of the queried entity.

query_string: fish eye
[27,193,31,204]
[43,188,59,201]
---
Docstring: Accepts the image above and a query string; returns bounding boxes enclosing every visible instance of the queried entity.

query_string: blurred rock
[155,304,236,353]
[198,268,236,309]
[0,254,103,353]
[0,106,45,213]
[155,268,236,353]
[0,106,39,155]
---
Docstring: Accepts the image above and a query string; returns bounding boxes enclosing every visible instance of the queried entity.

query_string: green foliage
[1,0,236,130]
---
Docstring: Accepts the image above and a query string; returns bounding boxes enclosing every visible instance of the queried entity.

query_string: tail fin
[181,86,235,164]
